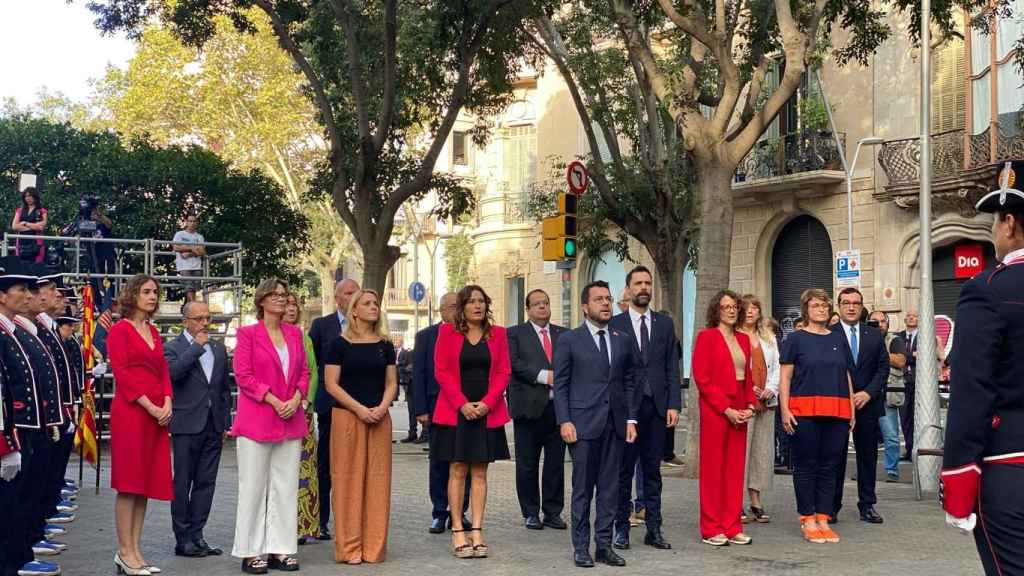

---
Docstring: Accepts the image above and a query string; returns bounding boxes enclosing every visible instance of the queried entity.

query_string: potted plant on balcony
[798,97,840,170]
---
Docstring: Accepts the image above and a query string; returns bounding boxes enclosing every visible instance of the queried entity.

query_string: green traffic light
[564,238,577,257]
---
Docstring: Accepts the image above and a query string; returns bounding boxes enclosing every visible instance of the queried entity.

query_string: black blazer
[308,311,342,413]
[833,322,889,418]
[165,333,231,435]
[507,321,566,420]
[608,310,682,417]
[412,323,441,417]
[553,322,639,441]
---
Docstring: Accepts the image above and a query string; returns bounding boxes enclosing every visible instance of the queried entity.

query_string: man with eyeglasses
[831,287,889,524]
[164,300,231,558]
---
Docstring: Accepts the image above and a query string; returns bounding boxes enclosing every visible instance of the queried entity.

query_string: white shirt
[627,307,650,353]
[529,321,554,397]
[585,319,612,364]
[173,230,205,271]
[760,337,781,396]
[1003,246,1024,264]
[337,311,348,332]
[183,331,215,383]
[276,344,290,380]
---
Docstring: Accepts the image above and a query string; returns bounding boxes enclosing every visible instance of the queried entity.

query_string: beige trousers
[745,408,776,493]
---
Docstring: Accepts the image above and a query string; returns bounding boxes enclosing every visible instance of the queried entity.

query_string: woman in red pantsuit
[108,274,173,575]
[692,289,756,547]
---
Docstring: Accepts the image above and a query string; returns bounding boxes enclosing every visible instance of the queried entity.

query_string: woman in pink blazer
[231,278,310,574]
[430,285,510,559]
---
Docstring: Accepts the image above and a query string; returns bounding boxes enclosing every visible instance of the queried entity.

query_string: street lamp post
[846,137,885,250]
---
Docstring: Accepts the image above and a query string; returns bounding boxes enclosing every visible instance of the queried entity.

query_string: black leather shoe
[174,541,207,557]
[644,531,672,549]
[612,530,629,550]
[429,518,446,534]
[525,516,543,530]
[859,507,884,524]
[194,538,223,555]
[317,526,332,540]
[543,516,567,530]
[827,514,838,525]
[413,435,428,444]
[400,435,417,444]
[595,548,626,567]
[573,550,595,568]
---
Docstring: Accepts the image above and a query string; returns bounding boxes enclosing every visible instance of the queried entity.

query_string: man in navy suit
[609,266,680,551]
[412,293,469,534]
[308,278,359,539]
[554,280,639,568]
[832,287,889,524]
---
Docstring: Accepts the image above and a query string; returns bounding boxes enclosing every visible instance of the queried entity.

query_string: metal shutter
[771,215,834,336]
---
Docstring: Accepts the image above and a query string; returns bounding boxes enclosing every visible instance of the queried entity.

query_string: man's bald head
[335,278,361,316]
[617,287,632,314]
[439,292,459,324]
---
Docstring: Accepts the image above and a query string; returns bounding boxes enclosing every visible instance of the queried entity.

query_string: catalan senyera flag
[74,284,99,467]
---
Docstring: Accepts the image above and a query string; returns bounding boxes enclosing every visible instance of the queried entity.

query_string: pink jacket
[433,323,511,428]
[230,321,310,442]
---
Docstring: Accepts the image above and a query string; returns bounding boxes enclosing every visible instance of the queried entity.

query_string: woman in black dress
[431,286,511,559]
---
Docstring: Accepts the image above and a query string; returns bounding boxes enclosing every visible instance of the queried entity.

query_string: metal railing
[735,130,846,183]
[878,129,964,186]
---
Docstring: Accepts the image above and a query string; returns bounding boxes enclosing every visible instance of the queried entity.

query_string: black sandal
[470,527,489,558]
[267,555,299,572]
[750,506,772,523]
[450,529,474,559]
[241,557,268,575]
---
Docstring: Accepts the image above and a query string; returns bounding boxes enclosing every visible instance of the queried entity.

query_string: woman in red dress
[107,274,173,575]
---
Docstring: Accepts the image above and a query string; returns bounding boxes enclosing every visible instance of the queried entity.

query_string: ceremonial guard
[941,161,1024,576]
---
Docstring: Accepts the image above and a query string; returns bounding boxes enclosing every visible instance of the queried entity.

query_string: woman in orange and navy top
[779,288,855,544]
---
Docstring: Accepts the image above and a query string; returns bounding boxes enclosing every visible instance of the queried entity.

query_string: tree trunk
[360,242,402,297]
[319,267,336,316]
[682,163,737,478]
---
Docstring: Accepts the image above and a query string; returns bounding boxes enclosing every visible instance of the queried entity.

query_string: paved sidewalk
[54,410,981,576]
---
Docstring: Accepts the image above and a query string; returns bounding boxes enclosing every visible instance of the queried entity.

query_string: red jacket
[432,323,511,429]
[692,328,756,414]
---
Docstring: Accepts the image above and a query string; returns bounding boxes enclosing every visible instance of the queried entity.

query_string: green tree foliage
[0,115,308,285]
[88,0,550,294]
[91,10,356,312]
[445,226,475,293]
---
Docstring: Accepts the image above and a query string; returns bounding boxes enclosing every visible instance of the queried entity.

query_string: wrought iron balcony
[734,131,846,186]
[878,129,964,187]
[504,191,529,224]
[967,126,1024,168]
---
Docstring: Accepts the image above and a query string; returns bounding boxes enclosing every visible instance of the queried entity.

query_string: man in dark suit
[832,287,889,524]
[508,289,567,531]
[554,280,639,568]
[165,301,231,557]
[308,278,359,539]
[609,266,680,550]
[412,292,469,533]
[895,309,919,459]
[396,335,418,443]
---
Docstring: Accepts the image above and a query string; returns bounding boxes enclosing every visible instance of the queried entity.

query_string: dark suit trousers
[316,406,333,529]
[0,464,19,576]
[616,396,664,534]
[11,430,47,571]
[569,417,623,553]
[427,394,469,520]
[171,412,223,544]
[403,383,418,437]
[45,425,75,519]
[834,408,880,514]
[513,401,565,519]
[975,463,1024,576]
[900,380,915,456]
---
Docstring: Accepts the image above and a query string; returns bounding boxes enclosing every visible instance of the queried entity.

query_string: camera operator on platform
[64,198,115,309]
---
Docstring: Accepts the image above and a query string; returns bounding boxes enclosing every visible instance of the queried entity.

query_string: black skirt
[429,338,509,463]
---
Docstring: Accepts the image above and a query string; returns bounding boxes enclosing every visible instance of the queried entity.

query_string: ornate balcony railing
[504,191,528,224]
[878,129,964,186]
[967,125,1024,168]
[735,131,846,183]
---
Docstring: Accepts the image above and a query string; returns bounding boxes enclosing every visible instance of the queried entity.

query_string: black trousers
[663,425,676,460]
[0,464,18,576]
[512,402,565,519]
[834,409,881,515]
[44,426,75,520]
[791,417,847,517]
[975,463,1024,576]
[568,419,623,554]
[316,407,333,529]
[615,396,664,534]
[900,380,915,456]
[403,384,418,438]
[171,413,223,545]
[11,429,48,572]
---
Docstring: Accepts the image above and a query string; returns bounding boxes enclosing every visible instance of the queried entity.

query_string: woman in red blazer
[692,289,756,547]
[430,285,510,560]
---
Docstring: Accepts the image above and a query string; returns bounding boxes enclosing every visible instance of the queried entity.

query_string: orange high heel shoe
[815,514,840,543]
[800,515,826,544]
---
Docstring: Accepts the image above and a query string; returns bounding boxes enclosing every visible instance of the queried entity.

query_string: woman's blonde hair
[741,294,776,344]
[254,277,288,319]
[343,289,390,342]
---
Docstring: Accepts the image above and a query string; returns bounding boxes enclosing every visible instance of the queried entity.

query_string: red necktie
[541,328,552,363]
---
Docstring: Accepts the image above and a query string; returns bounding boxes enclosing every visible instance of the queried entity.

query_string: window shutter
[932,37,966,133]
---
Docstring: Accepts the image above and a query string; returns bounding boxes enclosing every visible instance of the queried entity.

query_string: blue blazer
[308,311,342,413]
[412,322,441,417]
[553,322,640,441]
[609,310,682,417]
[832,322,889,418]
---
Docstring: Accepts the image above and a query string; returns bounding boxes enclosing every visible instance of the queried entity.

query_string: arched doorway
[771,215,833,336]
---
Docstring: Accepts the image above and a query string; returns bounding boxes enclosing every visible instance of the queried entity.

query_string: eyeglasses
[267,292,288,300]
[186,315,211,322]
[720,304,738,311]
[589,296,613,304]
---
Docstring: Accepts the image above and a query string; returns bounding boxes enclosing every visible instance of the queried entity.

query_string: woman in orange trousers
[692,289,756,546]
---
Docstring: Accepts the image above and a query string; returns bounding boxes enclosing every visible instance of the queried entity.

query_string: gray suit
[165,332,231,547]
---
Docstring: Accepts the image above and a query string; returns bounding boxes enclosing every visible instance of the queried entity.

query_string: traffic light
[542,192,578,260]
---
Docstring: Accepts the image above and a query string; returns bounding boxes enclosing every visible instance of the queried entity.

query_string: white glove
[0,452,22,481]
[92,362,108,377]
[945,512,977,534]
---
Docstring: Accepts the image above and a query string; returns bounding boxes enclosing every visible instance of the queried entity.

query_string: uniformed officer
[941,160,1024,575]
[0,257,61,576]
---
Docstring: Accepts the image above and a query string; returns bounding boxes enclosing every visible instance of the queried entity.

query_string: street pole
[846,138,885,251]
[413,223,420,337]
[915,0,942,493]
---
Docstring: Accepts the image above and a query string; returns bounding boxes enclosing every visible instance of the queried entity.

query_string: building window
[932,36,966,133]
[504,125,537,204]
[505,276,525,326]
[452,131,468,166]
